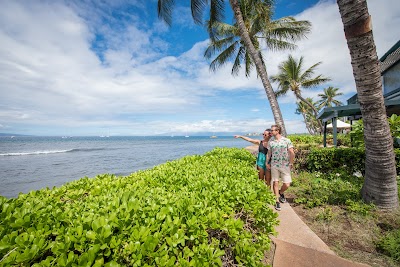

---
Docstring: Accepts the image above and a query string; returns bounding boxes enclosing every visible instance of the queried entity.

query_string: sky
[0,0,399,136]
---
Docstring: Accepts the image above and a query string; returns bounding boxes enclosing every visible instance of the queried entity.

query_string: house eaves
[380,40,400,74]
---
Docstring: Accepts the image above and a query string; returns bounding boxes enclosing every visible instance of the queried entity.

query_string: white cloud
[265,0,400,104]
[156,118,307,135]
[0,0,398,136]
[0,2,202,123]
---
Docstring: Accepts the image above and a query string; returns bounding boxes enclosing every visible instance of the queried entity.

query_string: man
[266,125,295,211]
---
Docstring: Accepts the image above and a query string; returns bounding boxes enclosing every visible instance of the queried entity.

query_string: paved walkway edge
[272,202,334,254]
[272,239,370,267]
[270,203,369,267]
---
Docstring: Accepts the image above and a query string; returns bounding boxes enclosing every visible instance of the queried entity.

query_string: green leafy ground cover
[0,148,277,266]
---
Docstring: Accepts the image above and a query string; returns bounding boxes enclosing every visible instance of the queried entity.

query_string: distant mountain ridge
[157,132,262,137]
[0,132,261,137]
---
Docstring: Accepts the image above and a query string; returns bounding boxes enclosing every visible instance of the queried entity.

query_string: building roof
[380,40,400,74]
[317,99,400,122]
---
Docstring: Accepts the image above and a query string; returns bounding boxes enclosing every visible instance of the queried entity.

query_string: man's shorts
[271,166,292,183]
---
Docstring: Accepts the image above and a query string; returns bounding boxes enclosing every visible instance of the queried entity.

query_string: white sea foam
[0,149,73,156]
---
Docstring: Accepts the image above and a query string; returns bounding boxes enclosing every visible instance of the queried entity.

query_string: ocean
[0,136,251,198]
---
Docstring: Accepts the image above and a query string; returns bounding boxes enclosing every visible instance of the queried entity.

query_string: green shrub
[377,229,400,263]
[336,134,351,147]
[350,115,400,148]
[306,148,365,175]
[291,171,363,209]
[0,148,277,266]
[349,120,365,148]
[388,114,400,145]
[344,199,375,216]
[289,133,349,148]
[293,147,400,175]
[288,134,322,145]
[292,149,310,171]
[395,149,400,175]
[315,207,335,222]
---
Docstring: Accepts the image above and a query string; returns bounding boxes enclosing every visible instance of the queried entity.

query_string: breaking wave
[0,148,106,156]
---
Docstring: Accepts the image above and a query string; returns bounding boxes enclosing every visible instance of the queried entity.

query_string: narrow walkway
[244,145,369,266]
[271,202,369,267]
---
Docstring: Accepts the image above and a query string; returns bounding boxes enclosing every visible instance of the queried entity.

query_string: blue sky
[0,0,399,136]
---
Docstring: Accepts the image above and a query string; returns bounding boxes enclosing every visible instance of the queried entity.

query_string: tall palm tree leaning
[270,55,330,134]
[157,0,311,136]
[337,0,398,209]
[317,86,343,109]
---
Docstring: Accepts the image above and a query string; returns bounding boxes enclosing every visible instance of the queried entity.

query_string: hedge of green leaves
[0,148,277,266]
[306,148,365,174]
[293,147,400,175]
[288,134,351,149]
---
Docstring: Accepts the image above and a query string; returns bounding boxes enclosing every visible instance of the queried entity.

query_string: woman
[234,129,272,187]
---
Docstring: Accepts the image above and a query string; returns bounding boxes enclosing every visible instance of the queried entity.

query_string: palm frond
[209,41,239,73]
[232,46,246,76]
[209,0,225,25]
[263,17,311,42]
[301,76,331,88]
[274,87,289,98]
[300,61,322,81]
[333,99,343,106]
[191,0,208,25]
[204,36,236,59]
[207,20,238,42]
[262,38,297,51]
[157,0,175,26]
[245,50,257,77]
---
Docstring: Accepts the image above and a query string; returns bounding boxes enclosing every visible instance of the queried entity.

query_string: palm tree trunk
[301,112,313,135]
[295,91,323,133]
[337,0,398,209]
[230,0,287,136]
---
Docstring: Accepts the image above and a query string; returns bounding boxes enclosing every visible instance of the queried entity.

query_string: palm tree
[270,55,330,133]
[295,97,319,135]
[158,0,308,136]
[337,0,398,209]
[204,14,311,78]
[317,86,343,109]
